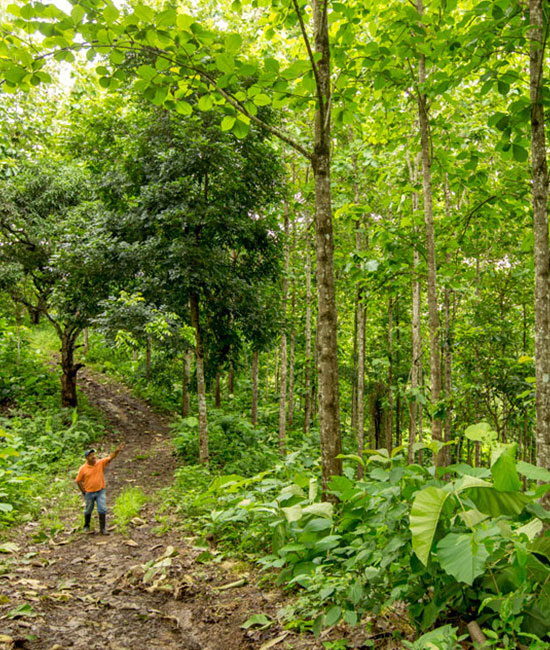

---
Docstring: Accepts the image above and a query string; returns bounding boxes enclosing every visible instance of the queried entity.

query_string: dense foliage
[3,0,550,646]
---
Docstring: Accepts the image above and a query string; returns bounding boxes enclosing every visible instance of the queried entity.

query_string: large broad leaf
[410,487,450,566]
[436,532,489,585]
[465,486,530,517]
[491,444,521,492]
[517,461,550,483]
[447,463,491,479]
[464,422,496,444]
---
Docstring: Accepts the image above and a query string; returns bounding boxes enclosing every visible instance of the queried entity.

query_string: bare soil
[0,369,402,650]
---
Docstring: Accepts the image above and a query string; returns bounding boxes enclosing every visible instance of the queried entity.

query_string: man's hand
[109,443,124,461]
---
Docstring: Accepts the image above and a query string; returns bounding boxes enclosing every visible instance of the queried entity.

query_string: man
[75,443,124,534]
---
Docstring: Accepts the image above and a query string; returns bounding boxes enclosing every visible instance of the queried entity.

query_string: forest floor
[0,368,402,650]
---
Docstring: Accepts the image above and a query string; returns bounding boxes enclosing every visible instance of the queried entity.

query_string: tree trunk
[83,328,89,354]
[265,353,270,399]
[227,367,234,396]
[386,297,394,454]
[311,0,342,490]
[304,224,313,436]
[190,292,209,465]
[395,299,401,447]
[181,350,191,417]
[15,302,22,369]
[288,283,296,429]
[251,349,259,426]
[60,327,83,408]
[408,153,423,465]
[215,371,221,408]
[279,203,290,454]
[530,0,550,485]
[145,336,152,381]
[443,174,454,466]
[356,298,366,477]
[417,1,443,463]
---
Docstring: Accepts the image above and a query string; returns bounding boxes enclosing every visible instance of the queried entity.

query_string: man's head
[84,449,97,465]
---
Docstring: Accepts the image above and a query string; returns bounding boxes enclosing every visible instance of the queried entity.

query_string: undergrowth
[113,486,148,532]
[0,319,106,529]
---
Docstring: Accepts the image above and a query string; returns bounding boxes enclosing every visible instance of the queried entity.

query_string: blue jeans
[84,489,107,515]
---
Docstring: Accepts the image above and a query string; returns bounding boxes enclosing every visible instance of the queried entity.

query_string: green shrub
[171,411,279,476]
[113,486,148,531]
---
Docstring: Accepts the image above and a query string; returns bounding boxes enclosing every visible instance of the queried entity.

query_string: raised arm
[108,442,124,462]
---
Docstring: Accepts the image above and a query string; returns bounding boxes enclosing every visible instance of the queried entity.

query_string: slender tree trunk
[145,336,152,381]
[15,302,21,369]
[265,353,270,399]
[60,327,83,408]
[408,154,423,465]
[279,204,290,454]
[190,292,209,465]
[351,305,358,434]
[443,175,454,466]
[288,288,296,429]
[304,223,313,435]
[530,0,550,484]
[83,328,89,354]
[417,1,443,462]
[181,350,191,417]
[311,0,342,489]
[228,367,234,396]
[251,349,259,426]
[386,297,394,454]
[356,297,366,477]
[395,299,401,447]
[215,371,221,408]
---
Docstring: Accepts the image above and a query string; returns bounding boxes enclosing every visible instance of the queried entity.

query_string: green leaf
[241,613,272,629]
[436,532,489,585]
[7,603,37,619]
[464,422,496,444]
[4,65,28,84]
[137,65,156,81]
[215,53,235,74]
[516,460,550,483]
[281,504,302,522]
[324,606,342,627]
[303,517,332,532]
[491,444,521,492]
[302,502,333,519]
[197,94,213,111]
[71,5,85,22]
[221,115,236,131]
[512,144,529,163]
[466,486,530,517]
[225,33,242,52]
[410,486,450,566]
[232,119,249,139]
[253,93,271,106]
[175,101,193,116]
[348,581,363,605]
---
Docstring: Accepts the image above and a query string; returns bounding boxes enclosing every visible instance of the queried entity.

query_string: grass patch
[113,486,148,532]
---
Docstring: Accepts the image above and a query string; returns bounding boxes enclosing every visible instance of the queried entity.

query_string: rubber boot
[99,513,109,535]
[83,513,91,532]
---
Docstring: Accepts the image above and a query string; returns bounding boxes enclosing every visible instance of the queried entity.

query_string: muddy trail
[0,369,374,650]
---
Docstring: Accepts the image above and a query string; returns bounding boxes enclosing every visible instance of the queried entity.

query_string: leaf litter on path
[0,369,373,650]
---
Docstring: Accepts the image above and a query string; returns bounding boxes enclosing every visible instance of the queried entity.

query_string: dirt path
[0,369,329,650]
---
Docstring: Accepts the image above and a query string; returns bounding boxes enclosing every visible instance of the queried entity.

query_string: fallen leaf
[259,633,290,650]
[6,603,37,619]
[125,540,139,547]
[0,543,19,554]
